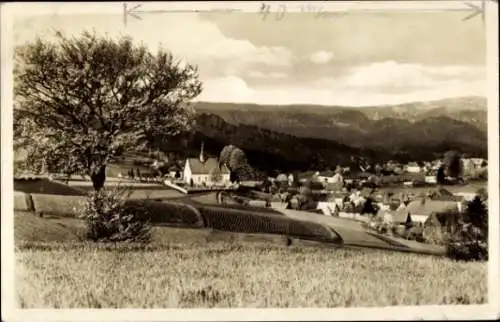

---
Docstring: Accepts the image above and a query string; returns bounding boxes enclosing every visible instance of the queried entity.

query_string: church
[183,143,230,186]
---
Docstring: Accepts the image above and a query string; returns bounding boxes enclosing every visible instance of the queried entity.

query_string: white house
[183,146,230,186]
[405,162,421,173]
[469,158,485,167]
[425,176,437,184]
[462,158,486,172]
[317,171,344,184]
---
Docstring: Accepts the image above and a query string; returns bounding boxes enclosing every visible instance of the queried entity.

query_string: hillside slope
[193,96,487,159]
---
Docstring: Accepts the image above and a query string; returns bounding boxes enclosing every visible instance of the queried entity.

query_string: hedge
[198,205,339,243]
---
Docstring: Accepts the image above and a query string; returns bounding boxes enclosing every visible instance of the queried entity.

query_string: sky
[11,2,487,106]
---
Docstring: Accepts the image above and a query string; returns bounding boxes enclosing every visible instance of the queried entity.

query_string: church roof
[186,158,230,175]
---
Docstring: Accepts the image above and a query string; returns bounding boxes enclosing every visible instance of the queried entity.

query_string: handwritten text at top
[259,3,348,21]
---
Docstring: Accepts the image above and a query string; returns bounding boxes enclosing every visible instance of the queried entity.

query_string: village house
[405,162,421,173]
[168,164,183,179]
[431,160,443,170]
[424,175,437,184]
[462,157,486,173]
[392,198,461,225]
[469,157,486,167]
[317,171,344,184]
[276,173,288,182]
[183,144,230,186]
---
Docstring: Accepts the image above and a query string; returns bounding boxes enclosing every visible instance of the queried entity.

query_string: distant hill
[193,96,487,160]
[160,111,486,175]
[162,113,378,174]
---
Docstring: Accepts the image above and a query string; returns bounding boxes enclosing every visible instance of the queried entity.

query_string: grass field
[14,213,487,308]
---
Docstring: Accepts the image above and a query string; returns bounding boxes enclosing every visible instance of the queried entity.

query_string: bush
[445,196,488,261]
[78,186,152,243]
[446,241,488,261]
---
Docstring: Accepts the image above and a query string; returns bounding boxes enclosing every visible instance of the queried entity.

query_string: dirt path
[277,209,446,256]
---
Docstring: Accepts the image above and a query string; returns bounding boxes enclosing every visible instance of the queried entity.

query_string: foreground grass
[14,212,487,308]
[16,241,486,308]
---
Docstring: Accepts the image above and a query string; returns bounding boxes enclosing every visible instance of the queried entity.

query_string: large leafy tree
[14,31,202,190]
[219,145,254,182]
[443,150,463,179]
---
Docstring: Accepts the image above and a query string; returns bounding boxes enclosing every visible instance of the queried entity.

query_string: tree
[219,145,237,167]
[14,31,202,191]
[219,145,254,182]
[290,172,301,188]
[443,150,462,179]
[209,166,222,183]
[262,178,272,193]
[436,165,446,185]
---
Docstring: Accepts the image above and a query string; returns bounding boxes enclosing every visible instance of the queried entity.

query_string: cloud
[14,13,485,106]
[13,14,294,78]
[199,62,486,106]
[309,50,334,64]
[198,76,255,103]
[323,61,486,93]
[248,71,288,79]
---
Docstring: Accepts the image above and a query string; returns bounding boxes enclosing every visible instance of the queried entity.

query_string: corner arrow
[123,3,143,26]
[462,1,485,22]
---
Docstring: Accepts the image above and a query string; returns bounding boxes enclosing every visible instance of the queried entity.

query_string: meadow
[15,212,487,308]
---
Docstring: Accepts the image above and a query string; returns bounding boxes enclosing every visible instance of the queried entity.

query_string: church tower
[199,141,205,163]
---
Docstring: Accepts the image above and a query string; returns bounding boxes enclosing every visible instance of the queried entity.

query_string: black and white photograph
[1,0,499,319]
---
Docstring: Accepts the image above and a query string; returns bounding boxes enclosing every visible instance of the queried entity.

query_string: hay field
[14,213,487,308]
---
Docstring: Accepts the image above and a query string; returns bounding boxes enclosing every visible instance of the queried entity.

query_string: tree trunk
[91,165,107,191]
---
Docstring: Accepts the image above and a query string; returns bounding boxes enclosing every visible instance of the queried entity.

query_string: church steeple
[199,141,205,163]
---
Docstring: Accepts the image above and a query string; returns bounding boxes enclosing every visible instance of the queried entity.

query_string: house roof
[186,158,229,175]
[298,171,317,179]
[404,199,458,218]
[392,206,410,223]
[325,182,343,191]
[359,187,375,198]
[276,174,288,181]
[344,172,373,179]
[428,188,461,201]
[318,171,335,177]
[424,211,461,227]
[407,162,419,167]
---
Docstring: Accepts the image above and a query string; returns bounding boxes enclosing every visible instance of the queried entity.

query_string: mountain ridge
[192,96,487,151]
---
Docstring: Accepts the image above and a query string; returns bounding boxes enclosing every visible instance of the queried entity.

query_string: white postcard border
[1,1,498,321]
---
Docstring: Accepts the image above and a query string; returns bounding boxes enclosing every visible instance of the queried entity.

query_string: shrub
[406,225,425,243]
[446,240,488,261]
[445,196,488,261]
[78,186,152,243]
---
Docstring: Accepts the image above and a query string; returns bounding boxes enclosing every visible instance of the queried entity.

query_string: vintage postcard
[1,0,499,321]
